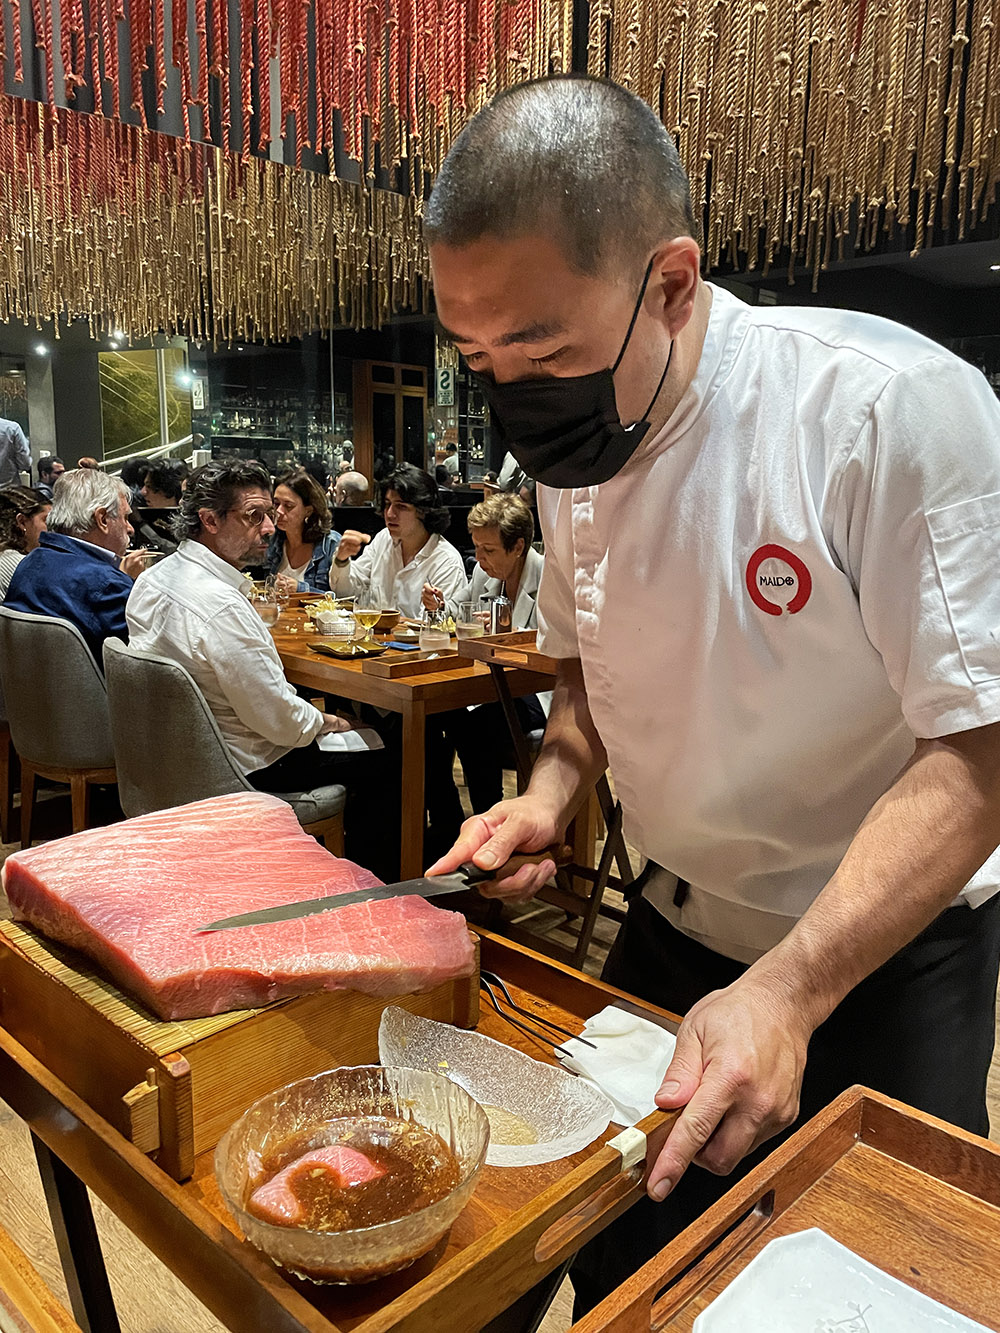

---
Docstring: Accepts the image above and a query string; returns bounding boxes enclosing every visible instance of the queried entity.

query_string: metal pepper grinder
[490,594,513,634]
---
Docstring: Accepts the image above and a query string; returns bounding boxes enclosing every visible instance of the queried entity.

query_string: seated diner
[264,467,340,595]
[328,462,467,619]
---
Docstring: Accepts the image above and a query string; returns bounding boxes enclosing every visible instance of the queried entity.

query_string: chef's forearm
[526,658,608,830]
[749,720,1000,1031]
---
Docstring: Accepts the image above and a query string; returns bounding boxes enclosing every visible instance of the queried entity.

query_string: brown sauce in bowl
[247,1115,462,1232]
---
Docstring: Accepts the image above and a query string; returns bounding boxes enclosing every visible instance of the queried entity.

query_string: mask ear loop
[638,337,674,423]
[611,255,657,375]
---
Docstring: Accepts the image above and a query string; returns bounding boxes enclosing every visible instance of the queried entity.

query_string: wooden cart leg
[19,760,36,849]
[488,662,534,790]
[70,774,89,834]
[32,1134,123,1333]
[400,700,426,880]
[572,800,624,969]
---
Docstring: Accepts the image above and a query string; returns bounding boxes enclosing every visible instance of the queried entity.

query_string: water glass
[456,600,485,641]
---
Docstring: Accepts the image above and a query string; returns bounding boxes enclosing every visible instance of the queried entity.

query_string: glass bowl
[215,1066,490,1284]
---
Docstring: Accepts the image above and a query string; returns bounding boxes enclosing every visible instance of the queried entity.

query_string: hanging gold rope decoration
[0,91,430,339]
[0,0,571,335]
[589,0,1000,285]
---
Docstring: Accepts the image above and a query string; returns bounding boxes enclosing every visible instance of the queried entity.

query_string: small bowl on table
[215,1065,489,1285]
[372,608,401,634]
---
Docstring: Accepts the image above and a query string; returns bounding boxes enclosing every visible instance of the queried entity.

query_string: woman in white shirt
[0,485,50,601]
[329,463,467,619]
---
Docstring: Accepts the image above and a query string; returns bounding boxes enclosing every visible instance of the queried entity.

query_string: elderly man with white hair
[5,468,147,662]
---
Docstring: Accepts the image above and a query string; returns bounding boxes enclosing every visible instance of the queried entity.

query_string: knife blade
[193,848,569,933]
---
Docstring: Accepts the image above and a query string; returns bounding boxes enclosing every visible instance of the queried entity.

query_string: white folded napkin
[317,726,384,753]
[555,1004,677,1126]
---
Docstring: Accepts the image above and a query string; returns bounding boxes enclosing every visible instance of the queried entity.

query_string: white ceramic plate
[693,1229,990,1332]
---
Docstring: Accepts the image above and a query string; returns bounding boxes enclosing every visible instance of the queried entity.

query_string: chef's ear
[649,237,701,340]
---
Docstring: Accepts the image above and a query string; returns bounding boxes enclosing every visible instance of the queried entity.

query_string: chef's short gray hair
[47,470,130,537]
[424,75,698,279]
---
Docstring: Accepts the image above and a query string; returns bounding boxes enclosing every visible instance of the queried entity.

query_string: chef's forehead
[423,75,698,280]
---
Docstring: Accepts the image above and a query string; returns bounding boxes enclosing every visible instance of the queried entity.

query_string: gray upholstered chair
[0,608,118,845]
[102,638,346,853]
[0,677,15,844]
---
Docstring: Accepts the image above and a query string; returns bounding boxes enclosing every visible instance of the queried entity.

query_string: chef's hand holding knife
[426,797,562,904]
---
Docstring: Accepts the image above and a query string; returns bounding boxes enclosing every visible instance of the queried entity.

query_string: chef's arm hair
[746,718,1000,1034]
[524,657,608,832]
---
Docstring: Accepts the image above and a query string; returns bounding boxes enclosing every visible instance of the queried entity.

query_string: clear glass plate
[694,1229,990,1331]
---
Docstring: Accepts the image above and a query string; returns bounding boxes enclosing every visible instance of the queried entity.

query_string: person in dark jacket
[5,469,146,663]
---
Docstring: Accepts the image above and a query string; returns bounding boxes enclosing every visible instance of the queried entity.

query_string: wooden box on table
[571,1085,1000,1332]
[0,919,480,1183]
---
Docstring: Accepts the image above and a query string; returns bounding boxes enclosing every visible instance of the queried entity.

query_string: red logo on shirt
[746,545,812,616]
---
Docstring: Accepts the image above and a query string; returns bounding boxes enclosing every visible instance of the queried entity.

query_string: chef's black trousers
[570,889,1000,1319]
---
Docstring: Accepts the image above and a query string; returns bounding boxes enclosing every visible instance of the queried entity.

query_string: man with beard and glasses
[422,74,1000,1318]
[125,460,372,802]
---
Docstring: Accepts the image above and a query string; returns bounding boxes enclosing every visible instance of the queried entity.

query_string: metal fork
[479,969,597,1050]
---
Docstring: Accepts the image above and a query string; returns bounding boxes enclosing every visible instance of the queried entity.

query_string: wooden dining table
[270,612,554,879]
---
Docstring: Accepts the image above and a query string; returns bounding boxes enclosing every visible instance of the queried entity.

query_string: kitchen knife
[193,848,570,932]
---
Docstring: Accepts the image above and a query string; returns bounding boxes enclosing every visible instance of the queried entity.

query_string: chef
[423,74,1000,1314]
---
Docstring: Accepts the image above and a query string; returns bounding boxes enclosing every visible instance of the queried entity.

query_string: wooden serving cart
[0,927,679,1333]
[568,1085,1000,1332]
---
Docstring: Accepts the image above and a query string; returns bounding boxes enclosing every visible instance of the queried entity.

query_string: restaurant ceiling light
[991,264,1000,271]
[34,342,50,355]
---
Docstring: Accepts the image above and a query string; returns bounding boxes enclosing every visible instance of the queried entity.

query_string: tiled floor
[1,780,998,1333]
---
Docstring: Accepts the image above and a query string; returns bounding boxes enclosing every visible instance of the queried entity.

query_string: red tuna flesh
[249,1145,386,1225]
[2,792,475,1020]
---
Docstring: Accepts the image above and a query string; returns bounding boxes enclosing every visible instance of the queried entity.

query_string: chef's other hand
[319,713,354,734]
[121,549,150,579]
[335,530,371,561]
[425,797,562,904]
[421,583,444,612]
[645,974,812,1202]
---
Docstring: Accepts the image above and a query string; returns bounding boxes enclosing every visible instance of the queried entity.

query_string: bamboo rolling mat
[0,920,264,1056]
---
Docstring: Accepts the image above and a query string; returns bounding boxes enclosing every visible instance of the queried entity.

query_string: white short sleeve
[535,488,580,658]
[835,356,1000,738]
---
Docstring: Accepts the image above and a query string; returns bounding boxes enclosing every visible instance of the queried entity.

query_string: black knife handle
[458,845,573,887]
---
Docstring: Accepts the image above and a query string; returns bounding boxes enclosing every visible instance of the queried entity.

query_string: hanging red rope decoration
[128,0,151,119]
[60,0,88,100]
[240,0,254,157]
[193,0,209,109]
[153,0,167,115]
[173,0,191,127]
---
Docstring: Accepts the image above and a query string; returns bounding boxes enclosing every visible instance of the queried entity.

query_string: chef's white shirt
[126,540,324,773]
[537,284,1000,963]
[328,527,468,619]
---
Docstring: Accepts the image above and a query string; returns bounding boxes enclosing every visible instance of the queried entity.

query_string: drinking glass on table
[456,600,486,641]
[353,589,383,645]
[418,608,452,653]
[254,589,280,627]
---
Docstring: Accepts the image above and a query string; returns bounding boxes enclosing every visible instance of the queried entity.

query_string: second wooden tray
[571,1085,1000,1332]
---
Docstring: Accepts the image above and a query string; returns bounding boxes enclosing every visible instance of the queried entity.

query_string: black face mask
[471,257,674,489]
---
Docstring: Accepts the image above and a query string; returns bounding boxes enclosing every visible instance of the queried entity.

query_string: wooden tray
[455,630,560,675]
[570,1085,1000,1332]
[0,920,479,1182]
[361,650,462,677]
[1,928,679,1333]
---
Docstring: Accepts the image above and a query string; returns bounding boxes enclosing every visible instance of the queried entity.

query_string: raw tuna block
[2,792,475,1020]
